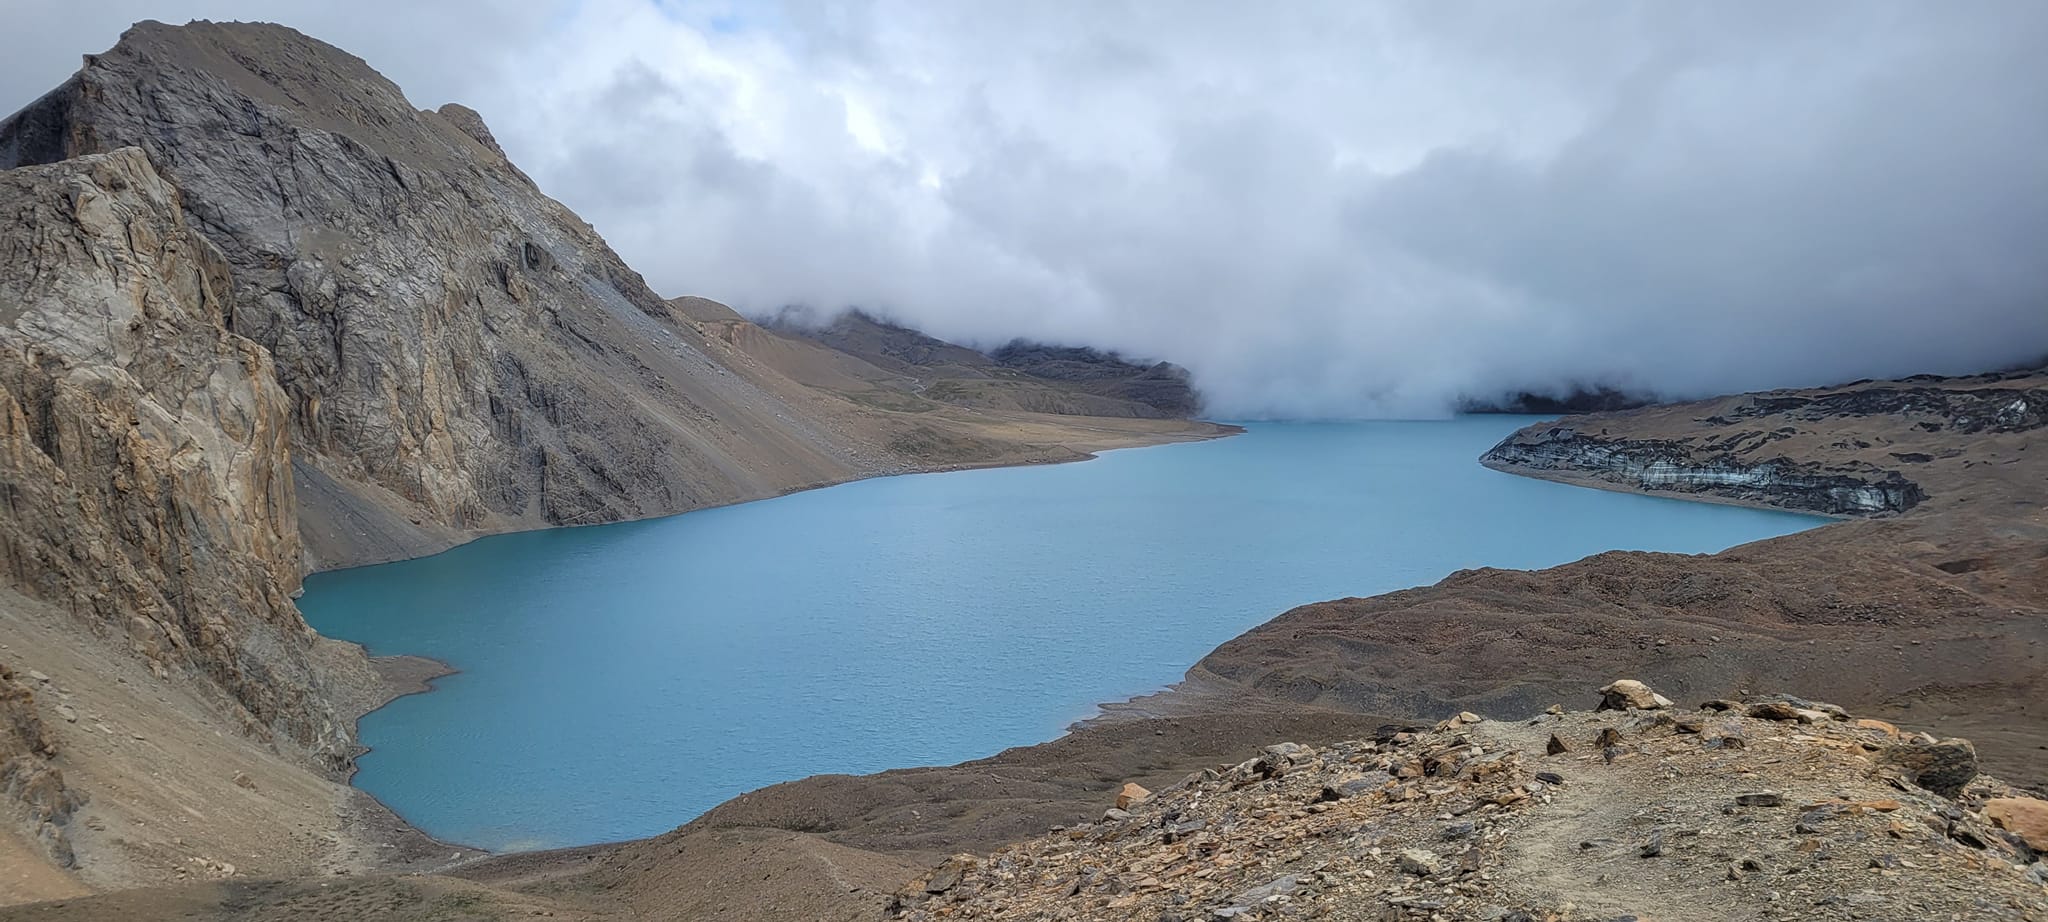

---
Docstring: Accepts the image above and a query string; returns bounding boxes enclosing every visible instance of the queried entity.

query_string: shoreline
[322,417,1245,859]
[305,419,1244,577]
[1476,457,1860,521]
[333,414,1844,860]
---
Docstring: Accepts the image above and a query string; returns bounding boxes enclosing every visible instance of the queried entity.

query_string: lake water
[300,418,1823,851]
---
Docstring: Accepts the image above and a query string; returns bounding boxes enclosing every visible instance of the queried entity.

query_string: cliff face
[0,149,338,748]
[0,664,73,867]
[0,149,349,868]
[1480,372,2048,516]
[1482,427,1926,515]
[0,20,908,571]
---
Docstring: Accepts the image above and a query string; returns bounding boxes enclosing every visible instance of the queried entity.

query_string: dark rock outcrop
[1482,425,1926,515]
[987,340,1199,418]
[1478,374,2048,516]
[1461,385,1652,415]
[766,308,1202,418]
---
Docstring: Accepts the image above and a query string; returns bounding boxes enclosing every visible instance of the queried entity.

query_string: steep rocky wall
[0,663,74,866]
[0,149,348,765]
[1482,426,1924,515]
[0,20,886,570]
[1478,374,2048,516]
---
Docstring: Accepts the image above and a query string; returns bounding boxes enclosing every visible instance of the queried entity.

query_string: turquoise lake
[300,418,1824,851]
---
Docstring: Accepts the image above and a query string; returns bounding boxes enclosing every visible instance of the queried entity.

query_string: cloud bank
[8,1,2047,416]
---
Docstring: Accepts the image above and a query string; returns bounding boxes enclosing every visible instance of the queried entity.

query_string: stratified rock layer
[0,149,340,754]
[1480,373,2047,515]
[1,20,898,570]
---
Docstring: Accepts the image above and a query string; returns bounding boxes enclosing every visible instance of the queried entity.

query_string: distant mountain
[766,308,1201,418]
[1460,385,1653,415]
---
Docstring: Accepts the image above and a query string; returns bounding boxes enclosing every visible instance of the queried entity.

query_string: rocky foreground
[895,683,2048,922]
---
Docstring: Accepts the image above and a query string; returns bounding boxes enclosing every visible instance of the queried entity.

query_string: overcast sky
[8,1,2047,416]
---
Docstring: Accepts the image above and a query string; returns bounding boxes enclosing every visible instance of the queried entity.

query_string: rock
[1880,738,1978,797]
[1320,772,1392,801]
[1235,874,1301,903]
[1735,792,1785,807]
[1744,701,1793,720]
[1795,809,1835,834]
[1852,718,1902,739]
[1598,679,1673,711]
[1396,848,1439,876]
[1702,720,1748,750]
[1639,830,1666,857]
[1983,797,2048,851]
[1457,711,1483,724]
[1257,742,1315,776]
[925,854,977,893]
[1534,771,1566,786]
[1546,734,1572,756]
[1596,727,1624,747]
[55,705,77,724]
[233,772,257,791]
[1102,808,1133,823]
[1117,782,1152,809]
[1745,701,1812,722]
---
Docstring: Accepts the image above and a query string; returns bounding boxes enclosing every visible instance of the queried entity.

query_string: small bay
[300,418,1823,851]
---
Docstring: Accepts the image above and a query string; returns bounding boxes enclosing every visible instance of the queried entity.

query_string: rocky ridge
[892,683,2048,922]
[766,309,1201,419]
[1480,371,2047,516]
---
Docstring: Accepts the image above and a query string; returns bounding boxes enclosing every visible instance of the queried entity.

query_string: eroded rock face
[1478,372,2047,517]
[0,20,895,569]
[0,148,344,753]
[1482,426,1926,515]
[0,663,74,865]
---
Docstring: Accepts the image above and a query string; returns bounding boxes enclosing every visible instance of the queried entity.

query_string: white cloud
[8,0,2047,416]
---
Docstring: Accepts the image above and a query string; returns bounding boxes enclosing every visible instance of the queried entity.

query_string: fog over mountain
[10,1,2047,417]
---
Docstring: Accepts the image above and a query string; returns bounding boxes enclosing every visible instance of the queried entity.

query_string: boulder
[1597,680,1672,711]
[1396,848,1439,876]
[924,854,978,893]
[1256,742,1315,777]
[1116,782,1151,810]
[1983,797,2048,851]
[1879,738,1977,797]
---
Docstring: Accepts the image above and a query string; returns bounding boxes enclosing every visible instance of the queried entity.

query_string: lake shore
[13,368,2045,920]
[311,416,1243,864]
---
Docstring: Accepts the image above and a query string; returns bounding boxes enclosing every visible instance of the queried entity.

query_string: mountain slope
[0,19,1226,897]
[767,309,1202,419]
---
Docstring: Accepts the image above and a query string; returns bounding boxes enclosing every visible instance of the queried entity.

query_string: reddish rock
[1984,798,2048,851]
